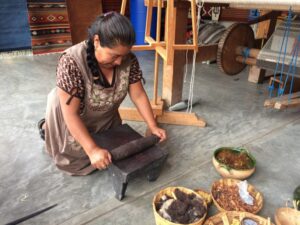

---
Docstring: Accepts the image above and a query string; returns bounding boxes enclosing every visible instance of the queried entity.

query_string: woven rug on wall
[27,0,72,54]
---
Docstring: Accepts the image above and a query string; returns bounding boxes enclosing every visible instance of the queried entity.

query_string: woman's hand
[88,147,112,170]
[149,125,167,142]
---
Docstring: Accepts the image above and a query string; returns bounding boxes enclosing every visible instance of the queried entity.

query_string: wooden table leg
[109,165,128,200]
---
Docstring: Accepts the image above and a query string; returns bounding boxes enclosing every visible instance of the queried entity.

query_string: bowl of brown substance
[212,147,256,179]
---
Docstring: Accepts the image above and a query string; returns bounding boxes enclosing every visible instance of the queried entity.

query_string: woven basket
[194,188,212,206]
[275,207,300,225]
[211,178,263,214]
[153,187,207,225]
[203,211,274,225]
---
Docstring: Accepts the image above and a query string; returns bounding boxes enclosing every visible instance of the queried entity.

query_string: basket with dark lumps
[204,211,274,225]
[153,187,207,225]
[212,147,256,180]
[211,179,263,214]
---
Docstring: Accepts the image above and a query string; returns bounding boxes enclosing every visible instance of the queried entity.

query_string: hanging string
[281,35,299,98]
[268,7,293,98]
[277,7,293,96]
[184,49,189,83]
[186,0,203,113]
[288,35,300,101]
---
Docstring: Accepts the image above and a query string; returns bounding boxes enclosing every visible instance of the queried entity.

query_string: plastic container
[130,0,157,45]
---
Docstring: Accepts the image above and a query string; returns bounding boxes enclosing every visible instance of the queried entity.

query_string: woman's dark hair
[86,12,136,85]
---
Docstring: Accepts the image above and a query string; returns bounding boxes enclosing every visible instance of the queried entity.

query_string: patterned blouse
[56,54,143,112]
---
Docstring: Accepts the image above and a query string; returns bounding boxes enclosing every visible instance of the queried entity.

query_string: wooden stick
[274,97,300,109]
[236,56,257,66]
[156,0,162,42]
[5,204,57,225]
[120,0,127,15]
[132,45,155,51]
[153,52,159,105]
[157,111,206,127]
[264,91,300,108]
[190,0,198,52]
[119,108,206,127]
[173,44,199,50]
[153,0,162,105]
[235,47,260,59]
[166,0,175,65]
[145,0,153,37]
[156,46,167,61]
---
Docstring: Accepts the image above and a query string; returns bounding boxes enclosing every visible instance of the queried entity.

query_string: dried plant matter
[212,184,259,213]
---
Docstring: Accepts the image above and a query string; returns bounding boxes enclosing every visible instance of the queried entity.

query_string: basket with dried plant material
[203,211,274,225]
[153,187,207,225]
[275,207,300,225]
[211,179,263,214]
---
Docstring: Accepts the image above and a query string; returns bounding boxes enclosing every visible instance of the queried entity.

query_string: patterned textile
[27,0,72,54]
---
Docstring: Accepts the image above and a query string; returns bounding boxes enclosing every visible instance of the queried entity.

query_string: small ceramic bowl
[212,147,256,180]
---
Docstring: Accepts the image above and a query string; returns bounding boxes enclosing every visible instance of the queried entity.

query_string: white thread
[186,1,203,113]
[184,50,189,83]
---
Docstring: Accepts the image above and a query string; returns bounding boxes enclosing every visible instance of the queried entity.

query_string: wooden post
[247,11,281,83]
[153,0,162,105]
[162,1,190,106]
[120,0,127,15]
[66,0,103,45]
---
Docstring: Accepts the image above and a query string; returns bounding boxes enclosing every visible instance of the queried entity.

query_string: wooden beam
[144,0,165,7]
[264,92,300,108]
[132,45,155,51]
[190,0,198,52]
[247,11,280,84]
[187,44,218,62]
[173,44,198,50]
[157,111,206,127]
[156,46,167,60]
[248,65,264,83]
[235,47,260,58]
[119,98,164,121]
[153,0,162,105]
[274,97,300,109]
[236,56,257,66]
[145,0,153,37]
[120,0,127,15]
[163,1,190,105]
[119,107,206,127]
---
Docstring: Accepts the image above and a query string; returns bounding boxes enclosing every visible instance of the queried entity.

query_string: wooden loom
[200,0,300,110]
[215,18,300,110]
[119,0,211,127]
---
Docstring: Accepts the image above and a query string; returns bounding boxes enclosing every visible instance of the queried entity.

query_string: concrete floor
[0,51,299,225]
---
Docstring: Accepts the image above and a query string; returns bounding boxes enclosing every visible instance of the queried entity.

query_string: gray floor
[0,51,299,225]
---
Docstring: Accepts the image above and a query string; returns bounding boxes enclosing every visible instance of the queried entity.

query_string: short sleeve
[129,54,143,84]
[56,54,85,100]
